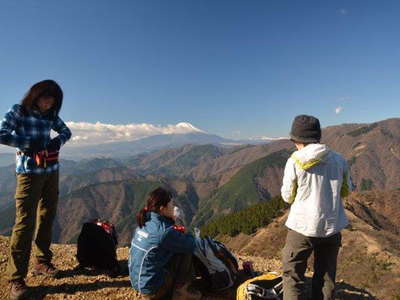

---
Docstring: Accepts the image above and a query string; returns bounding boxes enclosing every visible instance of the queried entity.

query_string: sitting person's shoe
[172,282,202,300]
[32,262,59,277]
[9,279,29,300]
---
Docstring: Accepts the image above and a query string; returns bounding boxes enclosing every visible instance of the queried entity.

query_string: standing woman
[0,80,71,300]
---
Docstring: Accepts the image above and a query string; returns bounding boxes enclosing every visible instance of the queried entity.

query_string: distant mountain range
[0,131,279,162]
[0,118,399,246]
[60,132,235,160]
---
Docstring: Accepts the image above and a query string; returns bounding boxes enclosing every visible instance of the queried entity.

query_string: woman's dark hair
[136,187,172,228]
[20,80,63,117]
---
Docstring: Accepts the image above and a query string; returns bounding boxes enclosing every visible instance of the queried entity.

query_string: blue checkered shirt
[0,104,72,174]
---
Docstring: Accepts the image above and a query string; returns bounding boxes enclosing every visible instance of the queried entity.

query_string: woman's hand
[47,138,61,151]
[30,138,45,153]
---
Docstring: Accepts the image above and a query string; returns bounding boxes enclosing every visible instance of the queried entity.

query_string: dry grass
[1,208,399,299]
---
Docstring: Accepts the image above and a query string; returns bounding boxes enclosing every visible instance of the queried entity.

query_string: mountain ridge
[0,117,400,248]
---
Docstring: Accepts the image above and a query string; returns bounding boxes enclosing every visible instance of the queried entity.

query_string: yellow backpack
[236,272,283,300]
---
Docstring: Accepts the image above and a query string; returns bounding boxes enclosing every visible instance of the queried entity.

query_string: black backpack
[76,219,120,275]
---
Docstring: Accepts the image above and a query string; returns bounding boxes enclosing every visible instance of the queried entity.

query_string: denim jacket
[128,212,195,294]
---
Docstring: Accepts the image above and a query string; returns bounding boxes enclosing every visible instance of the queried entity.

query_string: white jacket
[281,144,351,237]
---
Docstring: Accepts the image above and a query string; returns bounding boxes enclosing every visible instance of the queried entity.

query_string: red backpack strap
[173,225,186,233]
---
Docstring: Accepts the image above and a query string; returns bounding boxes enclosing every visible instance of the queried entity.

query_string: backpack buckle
[246,283,279,299]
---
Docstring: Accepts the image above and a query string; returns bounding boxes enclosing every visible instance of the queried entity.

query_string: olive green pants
[6,171,59,281]
[282,229,341,300]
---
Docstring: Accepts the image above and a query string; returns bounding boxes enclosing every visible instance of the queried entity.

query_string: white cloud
[65,121,205,146]
[335,106,344,114]
[231,130,241,137]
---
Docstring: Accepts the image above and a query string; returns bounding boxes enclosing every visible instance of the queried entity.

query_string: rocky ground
[0,235,391,300]
[220,210,400,300]
[0,235,279,300]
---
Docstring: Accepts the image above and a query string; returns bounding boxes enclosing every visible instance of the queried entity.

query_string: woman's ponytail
[136,187,172,228]
[136,207,148,228]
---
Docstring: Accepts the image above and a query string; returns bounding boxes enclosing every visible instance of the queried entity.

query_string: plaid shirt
[0,104,71,174]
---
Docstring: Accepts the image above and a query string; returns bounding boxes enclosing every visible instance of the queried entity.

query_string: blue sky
[1,0,399,141]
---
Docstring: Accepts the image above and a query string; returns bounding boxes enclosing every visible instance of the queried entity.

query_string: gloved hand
[29,138,45,153]
[47,138,61,152]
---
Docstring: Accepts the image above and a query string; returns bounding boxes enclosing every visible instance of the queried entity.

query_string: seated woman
[129,187,201,300]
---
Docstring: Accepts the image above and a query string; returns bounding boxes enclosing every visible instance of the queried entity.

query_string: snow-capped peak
[175,122,205,133]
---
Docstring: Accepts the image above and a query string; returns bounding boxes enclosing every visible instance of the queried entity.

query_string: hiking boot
[9,279,29,300]
[32,262,59,277]
[172,282,202,300]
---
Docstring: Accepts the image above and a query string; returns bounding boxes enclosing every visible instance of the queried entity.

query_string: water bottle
[194,227,201,238]
[173,206,184,225]
[173,206,181,220]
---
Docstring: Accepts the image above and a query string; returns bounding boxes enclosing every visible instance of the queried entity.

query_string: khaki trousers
[6,171,59,281]
[282,229,341,300]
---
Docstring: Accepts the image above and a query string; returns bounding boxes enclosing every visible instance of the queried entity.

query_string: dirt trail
[0,235,385,299]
